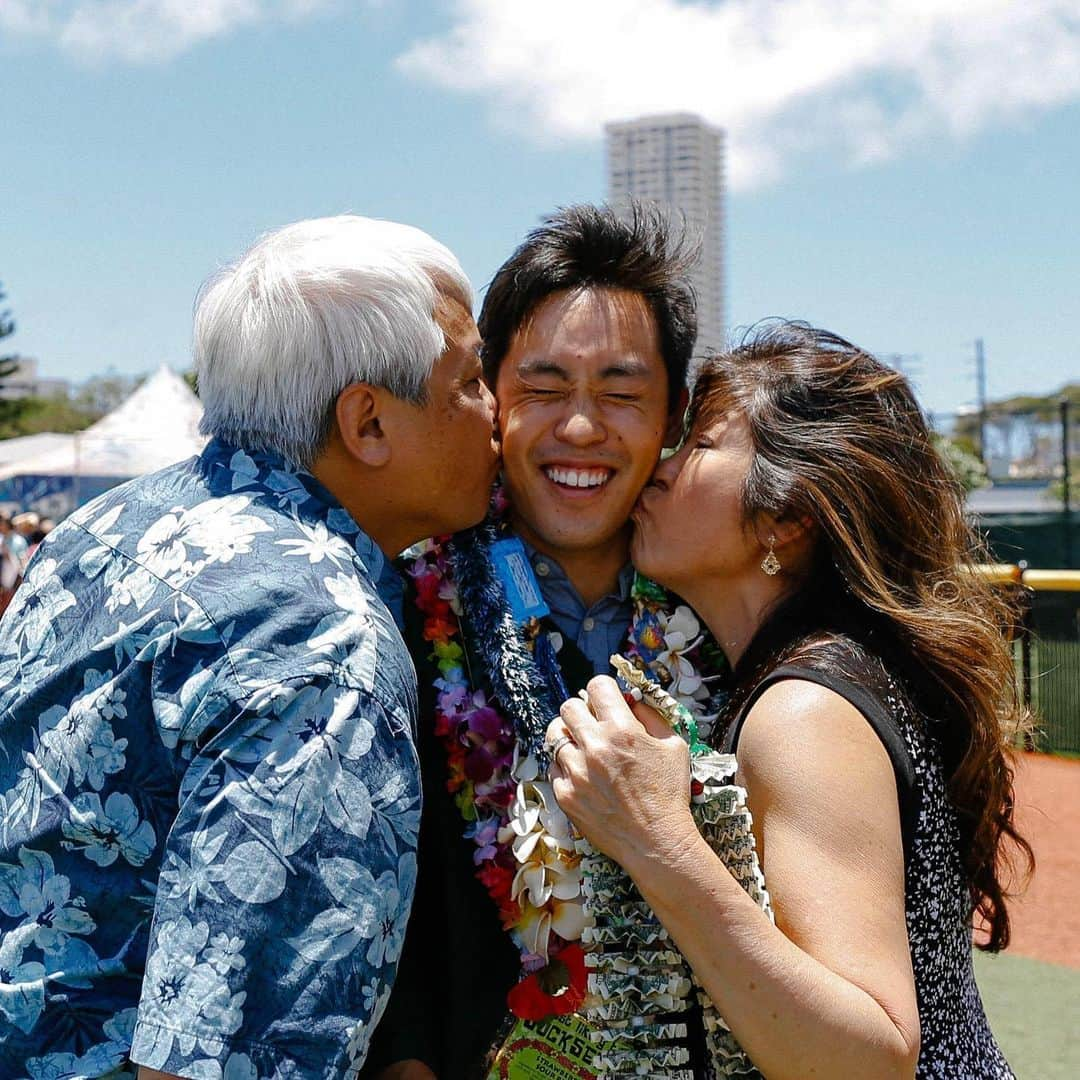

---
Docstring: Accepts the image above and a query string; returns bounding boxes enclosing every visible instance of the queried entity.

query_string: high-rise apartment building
[605,113,725,359]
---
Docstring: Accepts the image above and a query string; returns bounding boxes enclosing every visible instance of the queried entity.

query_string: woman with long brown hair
[546,322,1030,1077]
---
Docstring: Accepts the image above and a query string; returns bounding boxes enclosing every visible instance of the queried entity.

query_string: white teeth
[545,467,609,489]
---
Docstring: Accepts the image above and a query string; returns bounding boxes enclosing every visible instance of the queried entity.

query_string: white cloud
[396,0,1080,189]
[0,0,338,63]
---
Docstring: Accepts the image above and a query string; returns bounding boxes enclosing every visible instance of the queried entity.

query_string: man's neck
[510,515,631,607]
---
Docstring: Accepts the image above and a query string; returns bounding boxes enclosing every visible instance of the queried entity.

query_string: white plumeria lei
[505,593,723,962]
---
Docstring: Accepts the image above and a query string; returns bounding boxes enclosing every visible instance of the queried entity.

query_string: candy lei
[405,522,725,1021]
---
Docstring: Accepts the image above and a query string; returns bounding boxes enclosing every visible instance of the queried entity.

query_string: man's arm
[130,674,421,1077]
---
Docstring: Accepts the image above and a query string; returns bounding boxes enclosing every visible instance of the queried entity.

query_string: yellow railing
[1020,570,1080,591]
[975,566,1080,590]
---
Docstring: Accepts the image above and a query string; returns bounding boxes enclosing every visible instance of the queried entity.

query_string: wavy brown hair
[692,321,1032,951]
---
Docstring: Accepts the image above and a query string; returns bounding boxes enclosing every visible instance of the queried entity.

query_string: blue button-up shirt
[0,439,420,1079]
[523,544,634,675]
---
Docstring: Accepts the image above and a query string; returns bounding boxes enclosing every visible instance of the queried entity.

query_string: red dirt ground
[978,753,1080,969]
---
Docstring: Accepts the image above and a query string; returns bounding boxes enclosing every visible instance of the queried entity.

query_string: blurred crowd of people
[0,510,54,615]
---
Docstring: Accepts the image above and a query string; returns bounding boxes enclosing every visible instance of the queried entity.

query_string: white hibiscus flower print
[105,565,158,614]
[184,1051,260,1080]
[0,848,96,957]
[345,982,391,1073]
[276,519,352,566]
[37,670,129,793]
[136,510,192,577]
[134,917,247,1068]
[251,683,375,858]
[3,558,77,655]
[205,933,245,976]
[16,867,95,952]
[158,821,229,908]
[0,941,46,1033]
[135,495,271,581]
[304,572,378,688]
[364,851,416,969]
[61,792,156,867]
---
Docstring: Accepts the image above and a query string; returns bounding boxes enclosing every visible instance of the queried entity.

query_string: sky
[2,0,1079,416]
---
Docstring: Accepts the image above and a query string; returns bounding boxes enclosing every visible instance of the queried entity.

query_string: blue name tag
[490,537,550,624]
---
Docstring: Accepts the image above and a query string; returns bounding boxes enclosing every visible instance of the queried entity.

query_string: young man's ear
[663,387,690,448]
[336,383,391,468]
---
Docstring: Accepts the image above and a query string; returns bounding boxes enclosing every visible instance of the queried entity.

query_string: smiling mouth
[543,466,612,490]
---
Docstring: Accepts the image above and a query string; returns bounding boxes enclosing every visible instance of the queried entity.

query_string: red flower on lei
[505,944,587,1021]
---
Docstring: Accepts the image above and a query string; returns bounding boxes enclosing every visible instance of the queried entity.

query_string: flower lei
[405,511,726,1021]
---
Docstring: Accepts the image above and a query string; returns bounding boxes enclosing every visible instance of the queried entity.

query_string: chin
[456,503,493,534]
[630,534,672,590]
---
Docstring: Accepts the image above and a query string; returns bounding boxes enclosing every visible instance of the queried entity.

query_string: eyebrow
[516,357,655,381]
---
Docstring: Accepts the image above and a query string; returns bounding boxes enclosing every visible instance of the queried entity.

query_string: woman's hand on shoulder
[546,675,694,869]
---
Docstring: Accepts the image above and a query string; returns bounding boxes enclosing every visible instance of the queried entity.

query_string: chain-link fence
[1019,575,1080,755]
[992,569,1080,756]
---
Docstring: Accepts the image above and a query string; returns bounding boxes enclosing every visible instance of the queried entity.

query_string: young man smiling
[365,204,698,1079]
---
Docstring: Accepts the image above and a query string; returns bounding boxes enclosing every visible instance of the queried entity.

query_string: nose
[554,394,605,447]
[648,444,684,491]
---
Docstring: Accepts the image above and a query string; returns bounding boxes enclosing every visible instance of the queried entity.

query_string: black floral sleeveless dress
[724,636,1015,1079]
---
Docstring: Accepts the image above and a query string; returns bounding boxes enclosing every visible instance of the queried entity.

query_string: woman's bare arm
[551,675,920,1080]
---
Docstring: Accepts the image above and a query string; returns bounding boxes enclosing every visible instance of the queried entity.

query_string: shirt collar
[200,437,385,580]
[520,538,634,606]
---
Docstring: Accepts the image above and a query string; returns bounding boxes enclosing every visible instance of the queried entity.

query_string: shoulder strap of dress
[723,664,919,860]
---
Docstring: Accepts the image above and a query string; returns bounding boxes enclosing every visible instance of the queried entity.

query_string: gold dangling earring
[761,535,781,576]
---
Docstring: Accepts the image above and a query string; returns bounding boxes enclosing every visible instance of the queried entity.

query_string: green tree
[0,280,27,430]
[0,396,100,440]
[0,281,17,369]
[954,383,1080,442]
[933,432,989,494]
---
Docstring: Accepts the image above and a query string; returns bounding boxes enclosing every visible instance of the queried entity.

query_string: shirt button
[536,562,550,576]
[582,617,595,632]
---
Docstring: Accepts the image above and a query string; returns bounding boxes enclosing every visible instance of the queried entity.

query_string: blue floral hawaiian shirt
[0,439,421,1079]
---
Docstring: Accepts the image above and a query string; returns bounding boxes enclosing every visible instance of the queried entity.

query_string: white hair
[194,214,473,468]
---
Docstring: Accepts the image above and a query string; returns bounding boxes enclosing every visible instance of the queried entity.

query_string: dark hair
[693,320,1032,952]
[478,201,698,409]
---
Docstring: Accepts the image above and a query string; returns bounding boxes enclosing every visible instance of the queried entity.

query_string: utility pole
[974,338,988,466]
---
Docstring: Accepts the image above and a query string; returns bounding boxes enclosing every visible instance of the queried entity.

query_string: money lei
[576,656,773,1078]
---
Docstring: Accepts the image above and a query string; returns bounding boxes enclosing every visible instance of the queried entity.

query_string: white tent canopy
[0,365,206,483]
[0,432,75,468]
[0,366,207,515]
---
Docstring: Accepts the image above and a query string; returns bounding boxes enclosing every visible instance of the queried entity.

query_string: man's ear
[663,387,690,448]
[336,383,391,468]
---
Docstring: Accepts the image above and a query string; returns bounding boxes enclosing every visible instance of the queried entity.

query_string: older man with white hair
[0,216,498,1079]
